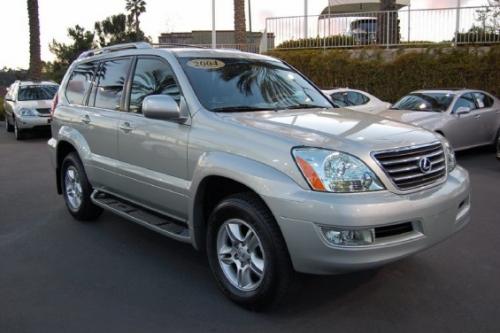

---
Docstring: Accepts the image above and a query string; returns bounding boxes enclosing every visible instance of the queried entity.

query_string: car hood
[15,100,52,110]
[378,109,445,127]
[218,108,439,152]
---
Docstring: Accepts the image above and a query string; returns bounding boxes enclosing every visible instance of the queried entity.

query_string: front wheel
[5,117,14,132]
[206,193,294,310]
[61,153,102,221]
[14,119,25,140]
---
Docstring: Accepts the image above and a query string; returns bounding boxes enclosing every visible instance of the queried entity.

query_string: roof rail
[152,43,208,49]
[78,42,152,59]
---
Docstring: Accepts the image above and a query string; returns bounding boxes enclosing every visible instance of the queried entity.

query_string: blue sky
[0,0,490,69]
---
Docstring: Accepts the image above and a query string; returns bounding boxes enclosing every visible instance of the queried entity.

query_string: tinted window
[129,58,180,113]
[330,92,348,107]
[179,57,331,112]
[347,92,369,105]
[18,85,58,101]
[66,62,96,105]
[93,58,131,110]
[473,92,494,108]
[392,93,455,112]
[453,93,477,113]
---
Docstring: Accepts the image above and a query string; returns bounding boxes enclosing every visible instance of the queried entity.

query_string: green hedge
[268,46,500,102]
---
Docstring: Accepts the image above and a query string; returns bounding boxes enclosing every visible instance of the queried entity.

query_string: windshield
[178,57,332,112]
[392,93,455,112]
[18,85,58,101]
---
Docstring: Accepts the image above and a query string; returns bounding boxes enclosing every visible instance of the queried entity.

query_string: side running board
[91,190,190,242]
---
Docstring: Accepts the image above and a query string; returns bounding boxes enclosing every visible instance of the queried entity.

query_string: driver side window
[129,57,181,114]
[453,93,477,113]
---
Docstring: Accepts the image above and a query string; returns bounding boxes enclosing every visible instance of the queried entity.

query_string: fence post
[304,0,308,39]
[386,11,390,48]
[407,5,411,42]
[454,0,461,47]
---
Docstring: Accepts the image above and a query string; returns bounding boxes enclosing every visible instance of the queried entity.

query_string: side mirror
[142,95,186,122]
[455,106,471,116]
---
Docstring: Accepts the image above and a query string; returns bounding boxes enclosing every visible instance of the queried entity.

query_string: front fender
[188,151,301,250]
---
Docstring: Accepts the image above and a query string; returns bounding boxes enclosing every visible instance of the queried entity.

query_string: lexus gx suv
[48,43,471,309]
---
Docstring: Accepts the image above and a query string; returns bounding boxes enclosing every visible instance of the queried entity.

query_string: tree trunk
[27,0,42,80]
[135,12,140,35]
[377,0,400,46]
[233,0,246,48]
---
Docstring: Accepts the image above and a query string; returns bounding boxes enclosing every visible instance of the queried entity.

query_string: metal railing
[153,43,261,53]
[264,6,500,50]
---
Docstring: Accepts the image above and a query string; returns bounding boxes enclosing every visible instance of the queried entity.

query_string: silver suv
[48,43,471,309]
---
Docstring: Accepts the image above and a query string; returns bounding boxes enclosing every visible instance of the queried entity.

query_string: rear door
[78,57,132,189]
[115,56,190,220]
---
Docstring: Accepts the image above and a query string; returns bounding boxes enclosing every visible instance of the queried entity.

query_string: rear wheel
[206,193,293,310]
[61,152,102,221]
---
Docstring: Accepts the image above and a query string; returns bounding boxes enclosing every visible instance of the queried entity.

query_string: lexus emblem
[419,157,432,173]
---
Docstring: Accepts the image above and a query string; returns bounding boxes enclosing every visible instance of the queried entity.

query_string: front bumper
[16,116,51,129]
[265,166,471,274]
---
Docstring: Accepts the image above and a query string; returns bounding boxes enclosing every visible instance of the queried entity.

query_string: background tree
[45,25,95,82]
[27,0,42,80]
[94,14,149,47]
[126,0,147,35]
[233,0,246,47]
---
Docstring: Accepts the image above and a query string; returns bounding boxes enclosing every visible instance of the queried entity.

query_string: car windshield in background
[18,85,58,101]
[392,93,455,112]
[178,57,332,112]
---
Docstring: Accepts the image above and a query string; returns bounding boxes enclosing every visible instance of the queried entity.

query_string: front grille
[373,142,446,191]
[36,108,51,115]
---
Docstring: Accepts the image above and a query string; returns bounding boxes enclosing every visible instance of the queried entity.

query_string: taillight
[50,92,59,117]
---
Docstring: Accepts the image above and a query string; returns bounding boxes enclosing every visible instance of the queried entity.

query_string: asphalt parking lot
[0,123,499,333]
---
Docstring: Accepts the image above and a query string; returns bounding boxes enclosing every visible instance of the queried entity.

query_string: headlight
[292,148,384,193]
[19,108,37,117]
[443,140,456,172]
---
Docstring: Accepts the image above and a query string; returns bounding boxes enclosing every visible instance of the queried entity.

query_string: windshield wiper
[211,106,275,112]
[282,104,328,110]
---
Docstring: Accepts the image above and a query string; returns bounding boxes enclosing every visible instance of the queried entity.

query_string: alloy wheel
[216,219,266,292]
[64,166,83,211]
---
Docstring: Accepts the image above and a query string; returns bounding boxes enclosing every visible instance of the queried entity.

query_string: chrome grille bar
[373,142,447,191]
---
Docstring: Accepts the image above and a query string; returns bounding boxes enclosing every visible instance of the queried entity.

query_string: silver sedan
[379,89,500,151]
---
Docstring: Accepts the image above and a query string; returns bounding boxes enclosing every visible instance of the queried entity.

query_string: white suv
[3,81,59,140]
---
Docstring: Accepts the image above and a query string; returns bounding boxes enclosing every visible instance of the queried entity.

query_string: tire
[496,130,500,160]
[5,117,14,132]
[61,152,102,221]
[206,192,294,310]
[14,119,26,140]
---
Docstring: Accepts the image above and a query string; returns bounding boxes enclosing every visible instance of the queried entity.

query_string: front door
[446,93,483,150]
[115,56,190,220]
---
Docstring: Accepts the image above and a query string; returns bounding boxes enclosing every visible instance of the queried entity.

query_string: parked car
[49,43,470,309]
[322,88,391,113]
[379,89,500,151]
[3,80,59,140]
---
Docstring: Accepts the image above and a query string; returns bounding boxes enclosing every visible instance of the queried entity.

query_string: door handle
[81,114,91,124]
[119,122,133,133]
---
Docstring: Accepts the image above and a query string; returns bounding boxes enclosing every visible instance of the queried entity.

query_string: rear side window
[473,92,494,108]
[66,62,96,105]
[347,91,369,105]
[93,58,131,110]
[129,57,181,113]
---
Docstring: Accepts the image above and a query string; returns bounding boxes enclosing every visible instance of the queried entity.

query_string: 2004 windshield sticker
[187,59,225,69]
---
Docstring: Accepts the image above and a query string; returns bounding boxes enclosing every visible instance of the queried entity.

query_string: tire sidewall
[206,196,286,308]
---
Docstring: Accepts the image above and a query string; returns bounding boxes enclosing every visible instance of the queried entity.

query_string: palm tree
[27,0,42,80]
[233,0,246,47]
[125,0,147,35]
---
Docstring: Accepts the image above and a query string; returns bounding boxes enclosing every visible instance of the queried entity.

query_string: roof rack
[152,43,208,49]
[78,42,152,59]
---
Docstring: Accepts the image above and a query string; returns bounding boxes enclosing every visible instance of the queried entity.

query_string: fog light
[322,227,375,246]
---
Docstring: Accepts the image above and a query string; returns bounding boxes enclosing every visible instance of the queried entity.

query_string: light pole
[454,0,461,46]
[212,0,216,48]
[248,0,252,32]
